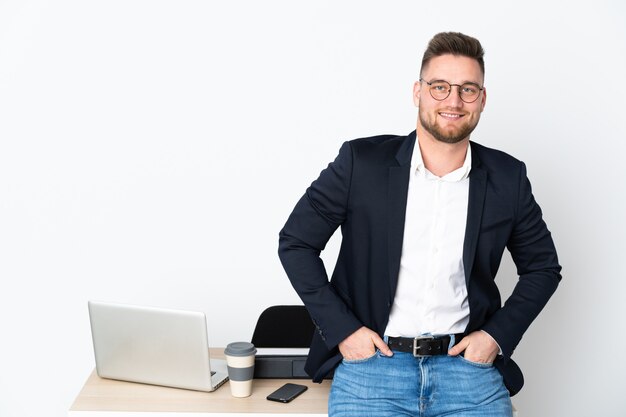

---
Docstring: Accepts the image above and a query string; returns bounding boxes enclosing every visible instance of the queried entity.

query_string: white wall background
[1,1,625,416]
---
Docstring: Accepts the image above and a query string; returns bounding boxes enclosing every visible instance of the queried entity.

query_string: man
[278,32,561,416]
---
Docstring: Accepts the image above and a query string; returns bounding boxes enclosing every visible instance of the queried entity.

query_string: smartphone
[266,383,308,403]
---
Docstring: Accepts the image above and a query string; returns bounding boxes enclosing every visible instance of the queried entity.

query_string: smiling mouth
[438,112,465,120]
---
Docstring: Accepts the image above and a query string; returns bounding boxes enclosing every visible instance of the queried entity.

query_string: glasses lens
[460,83,480,103]
[429,81,450,100]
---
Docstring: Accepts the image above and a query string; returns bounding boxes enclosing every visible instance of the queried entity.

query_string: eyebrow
[428,78,482,86]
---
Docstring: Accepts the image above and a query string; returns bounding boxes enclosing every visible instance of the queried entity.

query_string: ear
[480,86,487,112]
[413,81,421,107]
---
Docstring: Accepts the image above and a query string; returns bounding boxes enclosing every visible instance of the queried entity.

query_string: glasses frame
[419,78,484,103]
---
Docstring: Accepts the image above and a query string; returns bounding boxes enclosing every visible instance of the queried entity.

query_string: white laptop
[88,300,228,392]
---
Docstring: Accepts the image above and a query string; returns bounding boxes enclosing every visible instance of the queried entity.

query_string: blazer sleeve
[278,141,363,350]
[481,162,562,361]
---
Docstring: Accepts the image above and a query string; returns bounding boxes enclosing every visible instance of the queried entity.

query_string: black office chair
[251,305,315,348]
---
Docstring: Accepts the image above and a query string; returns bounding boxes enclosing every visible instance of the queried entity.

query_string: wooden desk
[69,349,330,416]
[70,349,517,417]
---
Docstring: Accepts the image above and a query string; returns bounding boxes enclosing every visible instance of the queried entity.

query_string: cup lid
[224,341,257,357]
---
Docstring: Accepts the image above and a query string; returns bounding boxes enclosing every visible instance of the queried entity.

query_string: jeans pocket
[459,355,494,368]
[342,350,379,364]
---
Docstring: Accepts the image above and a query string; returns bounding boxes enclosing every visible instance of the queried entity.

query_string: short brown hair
[420,32,485,77]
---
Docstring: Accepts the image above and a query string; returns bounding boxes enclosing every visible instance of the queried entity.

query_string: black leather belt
[387,334,464,357]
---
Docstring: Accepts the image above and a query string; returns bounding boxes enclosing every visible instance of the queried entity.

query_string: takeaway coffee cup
[224,342,257,397]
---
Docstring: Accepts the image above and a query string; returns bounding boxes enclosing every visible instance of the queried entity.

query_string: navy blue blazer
[278,131,561,395]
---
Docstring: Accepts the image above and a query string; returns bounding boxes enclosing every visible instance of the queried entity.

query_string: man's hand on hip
[448,331,499,364]
[338,326,393,360]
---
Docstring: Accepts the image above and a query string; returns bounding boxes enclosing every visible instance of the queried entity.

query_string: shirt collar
[411,138,472,182]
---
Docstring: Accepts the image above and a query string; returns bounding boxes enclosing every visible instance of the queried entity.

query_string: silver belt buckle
[413,335,434,357]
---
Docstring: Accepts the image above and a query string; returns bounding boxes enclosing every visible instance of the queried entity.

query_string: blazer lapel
[463,142,487,285]
[387,132,416,299]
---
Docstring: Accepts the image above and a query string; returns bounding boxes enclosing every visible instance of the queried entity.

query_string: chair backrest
[251,305,315,348]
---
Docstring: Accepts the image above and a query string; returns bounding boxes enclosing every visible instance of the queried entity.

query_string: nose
[444,85,464,107]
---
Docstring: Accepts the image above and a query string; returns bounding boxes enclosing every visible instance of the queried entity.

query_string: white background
[1,1,625,416]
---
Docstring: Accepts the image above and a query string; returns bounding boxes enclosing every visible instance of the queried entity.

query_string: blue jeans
[329,350,512,417]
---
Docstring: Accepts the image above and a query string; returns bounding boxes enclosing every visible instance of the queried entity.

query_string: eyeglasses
[419,78,484,103]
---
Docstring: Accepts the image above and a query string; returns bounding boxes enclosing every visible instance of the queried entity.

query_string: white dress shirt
[384,138,471,337]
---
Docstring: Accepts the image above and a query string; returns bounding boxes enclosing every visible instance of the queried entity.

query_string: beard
[419,109,479,144]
